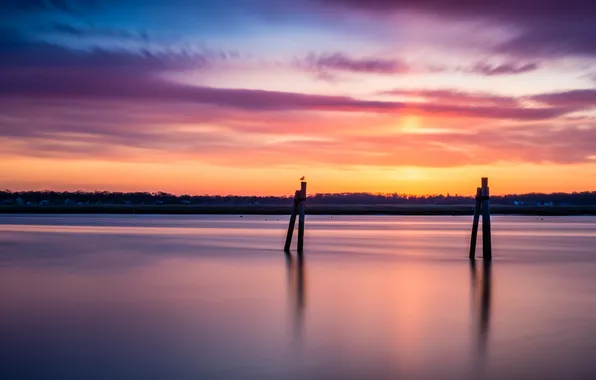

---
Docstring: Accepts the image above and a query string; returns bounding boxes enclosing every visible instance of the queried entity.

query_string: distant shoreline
[2,204,596,216]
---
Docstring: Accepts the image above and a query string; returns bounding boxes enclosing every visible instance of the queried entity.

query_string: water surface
[1,215,596,379]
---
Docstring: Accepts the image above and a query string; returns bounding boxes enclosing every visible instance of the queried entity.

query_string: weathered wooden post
[284,181,307,253]
[284,190,300,252]
[469,177,492,260]
[297,181,307,254]
[469,187,482,259]
[481,178,492,260]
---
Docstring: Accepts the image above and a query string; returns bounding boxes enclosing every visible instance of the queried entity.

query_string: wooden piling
[284,190,300,252]
[481,178,492,260]
[469,178,493,259]
[285,181,307,253]
[297,182,307,253]
[469,187,482,259]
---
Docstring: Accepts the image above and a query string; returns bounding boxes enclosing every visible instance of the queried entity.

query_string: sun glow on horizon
[4,155,596,196]
[2,1,596,195]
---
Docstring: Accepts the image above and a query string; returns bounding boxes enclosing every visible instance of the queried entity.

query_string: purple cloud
[318,0,596,56]
[497,21,596,57]
[530,89,596,108]
[466,61,540,76]
[318,0,594,20]
[0,27,588,150]
[302,52,409,75]
[0,66,575,121]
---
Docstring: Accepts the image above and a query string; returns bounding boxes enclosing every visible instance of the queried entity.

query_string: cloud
[530,89,596,108]
[2,99,596,168]
[300,52,540,79]
[2,21,595,172]
[380,89,519,107]
[0,33,577,121]
[318,0,596,57]
[0,100,247,162]
[345,123,596,166]
[301,52,409,75]
[318,0,594,21]
[0,30,567,121]
[382,88,596,113]
[42,22,149,42]
[0,26,225,72]
[0,0,99,15]
[1,66,576,121]
[496,21,596,57]
[465,61,540,76]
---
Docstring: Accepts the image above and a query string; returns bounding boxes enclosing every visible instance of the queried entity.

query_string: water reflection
[470,259,492,358]
[4,216,596,379]
[285,253,306,342]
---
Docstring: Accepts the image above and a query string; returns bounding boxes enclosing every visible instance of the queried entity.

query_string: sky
[1,0,596,195]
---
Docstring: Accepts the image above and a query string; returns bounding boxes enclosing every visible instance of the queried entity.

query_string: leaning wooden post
[284,190,300,252]
[481,177,492,260]
[297,181,307,253]
[469,187,482,259]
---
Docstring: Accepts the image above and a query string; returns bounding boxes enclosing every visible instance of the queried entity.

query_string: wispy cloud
[0,33,582,122]
[530,89,596,108]
[465,61,540,76]
[1,0,100,16]
[299,53,541,78]
[3,99,596,168]
[379,89,520,106]
[0,70,573,120]
[41,22,149,42]
[319,0,596,57]
[300,52,409,75]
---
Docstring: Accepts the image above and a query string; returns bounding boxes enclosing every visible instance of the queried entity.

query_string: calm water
[1,215,596,380]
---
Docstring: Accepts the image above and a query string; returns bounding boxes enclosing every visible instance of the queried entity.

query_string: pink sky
[1,0,596,195]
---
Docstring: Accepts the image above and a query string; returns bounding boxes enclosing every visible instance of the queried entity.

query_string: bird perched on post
[300,176,305,181]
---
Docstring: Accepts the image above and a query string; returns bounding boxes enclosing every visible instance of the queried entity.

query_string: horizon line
[3,188,596,198]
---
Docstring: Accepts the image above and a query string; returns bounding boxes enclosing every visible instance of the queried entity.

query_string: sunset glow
[2,0,596,195]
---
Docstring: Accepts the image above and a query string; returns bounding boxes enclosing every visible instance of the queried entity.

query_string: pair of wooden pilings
[470,177,492,260]
[284,181,307,253]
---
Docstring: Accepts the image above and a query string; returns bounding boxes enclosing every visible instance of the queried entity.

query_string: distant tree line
[2,190,596,206]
